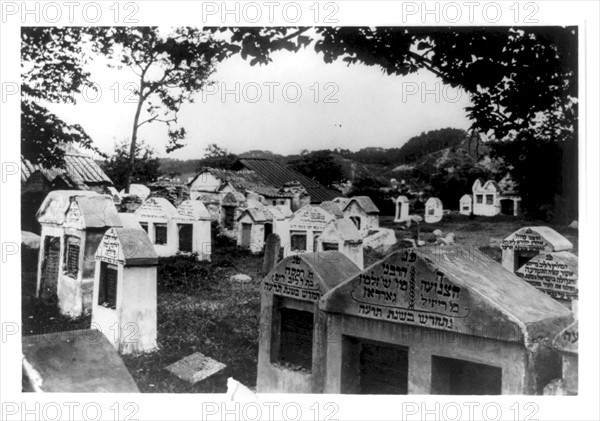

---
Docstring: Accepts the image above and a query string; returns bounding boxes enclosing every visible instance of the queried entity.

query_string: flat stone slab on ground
[22,329,139,392]
[165,352,226,384]
[230,274,252,283]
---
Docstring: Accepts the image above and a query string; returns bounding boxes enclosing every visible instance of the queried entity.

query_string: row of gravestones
[395,196,443,224]
[34,191,169,355]
[257,228,577,395]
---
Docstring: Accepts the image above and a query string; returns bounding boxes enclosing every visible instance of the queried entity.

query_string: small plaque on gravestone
[165,352,226,384]
[263,233,281,275]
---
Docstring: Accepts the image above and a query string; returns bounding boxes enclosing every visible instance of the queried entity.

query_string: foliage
[102,139,161,190]
[490,136,563,220]
[287,150,345,187]
[21,27,101,167]
[337,128,467,166]
[197,143,239,169]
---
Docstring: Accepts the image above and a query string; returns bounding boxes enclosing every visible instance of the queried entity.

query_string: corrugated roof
[343,196,380,214]
[191,168,293,198]
[22,154,112,187]
[235,158,339,203]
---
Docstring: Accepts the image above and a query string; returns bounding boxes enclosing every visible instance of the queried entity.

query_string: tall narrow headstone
[263,233,281,275]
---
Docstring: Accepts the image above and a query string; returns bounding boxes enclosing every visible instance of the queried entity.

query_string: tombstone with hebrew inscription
[257,251,361,393]
[501,226,573,273]
[318,244,574,395]
[93,225,158,355]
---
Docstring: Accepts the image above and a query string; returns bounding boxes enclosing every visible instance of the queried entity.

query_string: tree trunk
[125,91,145,194]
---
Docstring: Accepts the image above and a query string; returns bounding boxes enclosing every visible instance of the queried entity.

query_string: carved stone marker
[165,352,226,384]
[263,233,281,275]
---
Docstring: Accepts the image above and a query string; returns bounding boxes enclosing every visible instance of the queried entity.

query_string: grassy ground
[22,214,578,393]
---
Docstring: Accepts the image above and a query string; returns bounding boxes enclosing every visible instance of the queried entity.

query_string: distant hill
[157,127,489,187]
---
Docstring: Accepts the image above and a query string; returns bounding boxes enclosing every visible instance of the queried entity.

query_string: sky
[46,36,474,160]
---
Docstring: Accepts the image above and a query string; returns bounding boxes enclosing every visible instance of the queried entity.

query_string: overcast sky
[46,40,473,159]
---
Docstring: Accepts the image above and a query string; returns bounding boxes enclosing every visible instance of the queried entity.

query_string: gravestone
[394,196,410,223]
[424,197,443,223]
[501,226,573,273]
[165,352,226,384]
[263,233,281,275]
[93,226,158,354]
[318,244,574,395]
[515,251,578,306]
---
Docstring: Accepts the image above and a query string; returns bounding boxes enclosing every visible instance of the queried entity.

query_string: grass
[22,213,578,393]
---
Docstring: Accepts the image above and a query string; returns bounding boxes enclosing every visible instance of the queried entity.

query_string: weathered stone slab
[22,329,139,392]
[165,352,226,384]
[263,233,281,275]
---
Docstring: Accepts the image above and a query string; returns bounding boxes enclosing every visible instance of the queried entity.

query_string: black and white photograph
[1,1,599,420]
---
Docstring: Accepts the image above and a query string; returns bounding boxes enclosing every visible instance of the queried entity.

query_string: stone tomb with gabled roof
[284,204,340,257]
[134,197,178,257]
[36,191,122,317]
[341,196,380,237]
[318,244,573,395]
[237,205,292,253]
[317,218,364,269]
[257,251,361,393]
[172,200,212,260]
[501,226,574,273]
[93,225,158,354]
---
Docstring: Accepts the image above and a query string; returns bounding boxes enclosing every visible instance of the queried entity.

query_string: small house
[341,196,380,237]
[472,179,521,217]
[133,197,178,257]
[93,226,158,354]
[172,200,212,260]
[36,191,122,317]
[459,194,473,215]
[317,218,364,269]
[424,197,443,223]
[501,226,574,273]
[284,205,340,257]
[394,195,410,222]
[257,252,361,393]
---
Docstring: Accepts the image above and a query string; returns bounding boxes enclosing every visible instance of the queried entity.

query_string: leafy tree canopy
[287,150,345,187]
[101,139,161,191]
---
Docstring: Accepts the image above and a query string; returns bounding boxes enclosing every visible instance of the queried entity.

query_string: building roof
[36,190,101,225]
[503,226,573,252]
[266,251,361,292]
[175,200,211,221]
[22,154,112,188]
[396,195,410,203]
[460,194,473,200]
[67,195,122,228]
[234,158,339,203]
[318,201,344,218]
[425,197,443,208]
[21,231,41,248]
[22,329,139,392]
[120,184,151,199]
[190,168,294,198]
[320,218,362,243]
[321,244,574,347]
[96,227,158,266]
[343,196,380,214]
[134,197,178,221]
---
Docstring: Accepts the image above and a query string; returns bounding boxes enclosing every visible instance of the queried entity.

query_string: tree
[21,27,238,191]
[196,143,238,169]
[217,26,577,220]
[21,27,100,168]
[287,150,345,187]
[102,139,161,191]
